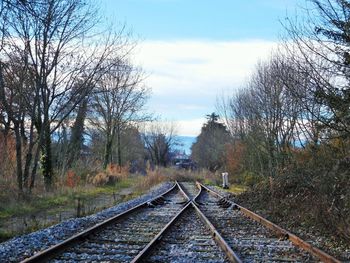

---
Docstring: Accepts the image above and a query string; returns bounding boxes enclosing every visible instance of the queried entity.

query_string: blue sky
[99,0,300,136]
[101,0,298,40]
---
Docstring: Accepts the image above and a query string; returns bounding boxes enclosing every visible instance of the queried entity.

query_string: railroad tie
[176,200,188,204]
[217,198,226,205]
[232,203,240,210]
[152,198,165,205]
[158,196,169,202]
[217,198,232,209]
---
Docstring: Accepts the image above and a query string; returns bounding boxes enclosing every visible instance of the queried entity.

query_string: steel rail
[20,182,179,263]
[196,181,342,263]
[127,181,192,263]
[178,181,241,262]
[176,181,196,202]
[191,201,243,263]
[132,181,242,263]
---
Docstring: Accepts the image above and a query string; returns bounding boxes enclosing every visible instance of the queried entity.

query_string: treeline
[219,0,350,241]
[0,0,176,195]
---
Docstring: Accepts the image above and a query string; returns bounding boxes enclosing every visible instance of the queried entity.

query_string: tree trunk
[103,135,113,169]
[117,124,122,170]
[42,120,53,191]
[23,119,36,191]
[14,123,23,195]
[29,143,41,192]
[67,98,88,168]
[0,128,9,178]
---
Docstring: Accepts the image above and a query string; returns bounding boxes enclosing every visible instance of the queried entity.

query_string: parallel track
[21,181,341,263]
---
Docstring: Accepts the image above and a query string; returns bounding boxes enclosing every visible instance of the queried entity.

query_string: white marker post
[222,172,229,189]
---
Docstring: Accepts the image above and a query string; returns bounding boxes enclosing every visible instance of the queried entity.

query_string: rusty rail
[196,182,342,263]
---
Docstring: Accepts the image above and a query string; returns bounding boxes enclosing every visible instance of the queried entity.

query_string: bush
[238,156,350,243]
[65,170,80,188]
[88,163,130,186]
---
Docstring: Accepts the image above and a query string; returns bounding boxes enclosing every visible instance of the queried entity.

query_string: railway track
[131,181,238,262]
[21,183,187,263]
[195,184,315,262]
[141,205,229,263]
[21,181,341,263]
[51,189,186,262]
[194,182,341,263]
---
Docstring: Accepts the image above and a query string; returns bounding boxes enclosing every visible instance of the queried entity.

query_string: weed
[0,229,13,242]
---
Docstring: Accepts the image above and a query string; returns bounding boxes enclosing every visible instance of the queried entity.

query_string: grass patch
[226,184,248,195]
[0,175,147,242]
[0,176,141,221]
[0,229,13,243]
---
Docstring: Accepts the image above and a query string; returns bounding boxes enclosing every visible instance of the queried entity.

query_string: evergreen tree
[191,113,230,171]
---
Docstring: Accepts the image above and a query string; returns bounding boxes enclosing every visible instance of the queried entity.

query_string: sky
[99,0,300,136]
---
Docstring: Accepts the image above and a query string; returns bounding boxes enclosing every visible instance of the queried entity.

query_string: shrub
[136,166,166,191]
[106,163,129,180]
[88,163,130,186]
[65,170,80,188]
[90,172,109,186]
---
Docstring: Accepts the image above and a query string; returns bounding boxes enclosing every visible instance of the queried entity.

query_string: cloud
[176,118,206,137]
[176,104,206,111]
[133,39,277,135]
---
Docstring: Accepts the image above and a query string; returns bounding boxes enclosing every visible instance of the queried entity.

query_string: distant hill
[174,136,197,155]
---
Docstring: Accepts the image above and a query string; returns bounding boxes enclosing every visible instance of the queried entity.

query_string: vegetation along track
[21,181,341,263]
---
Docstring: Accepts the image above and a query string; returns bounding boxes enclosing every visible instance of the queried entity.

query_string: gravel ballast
[0,182,172,262]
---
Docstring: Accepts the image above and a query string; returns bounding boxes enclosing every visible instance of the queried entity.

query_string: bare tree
[219,53,302,178]
[143,121,177,167]
[0,50,40,193]
[283,0,350,137]
[89,59,149,169]
[0,0,130,192]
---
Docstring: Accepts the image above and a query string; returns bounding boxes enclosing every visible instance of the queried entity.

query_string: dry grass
[134,166,223,192]
[88,164,130,186]
[135,166,166,191]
